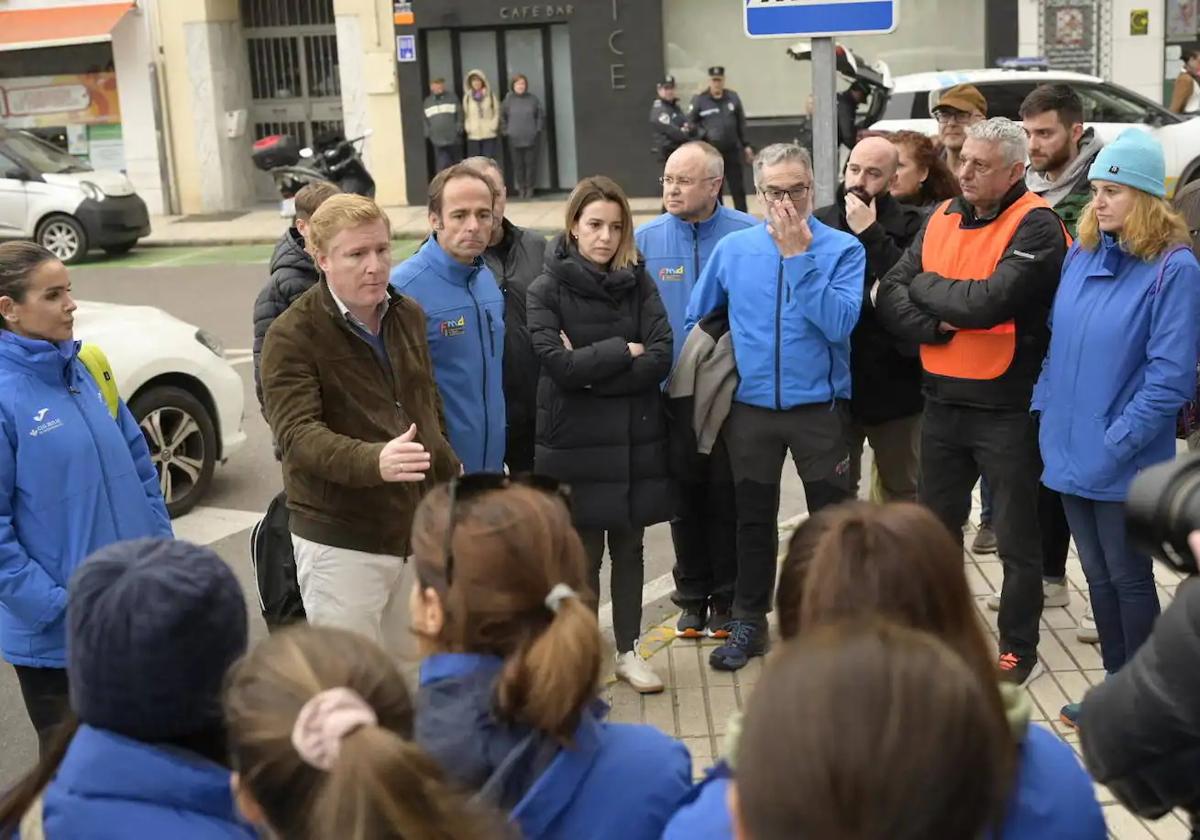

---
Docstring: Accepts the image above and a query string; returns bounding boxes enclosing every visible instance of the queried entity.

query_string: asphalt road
[0,244,812,786]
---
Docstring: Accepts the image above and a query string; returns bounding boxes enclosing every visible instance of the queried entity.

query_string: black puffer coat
[527,235,676,530]
[252,227,320,413]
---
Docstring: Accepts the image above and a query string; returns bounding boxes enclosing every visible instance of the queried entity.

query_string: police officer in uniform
[651,76,691,208]
[688,66,753,212]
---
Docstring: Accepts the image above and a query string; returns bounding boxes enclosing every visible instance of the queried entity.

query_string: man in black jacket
[651,76,691,164]
[424,77,464,173]
[252,181,341,416]
[688,66,753,212]
[814,136,924,502]
[462,155,546,472]
[876,118,1069,686]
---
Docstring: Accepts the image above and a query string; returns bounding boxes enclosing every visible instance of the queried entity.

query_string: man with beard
[1020,84,1103,239]
[814,136,925,501]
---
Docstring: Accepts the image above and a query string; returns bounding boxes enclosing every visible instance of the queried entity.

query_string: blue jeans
[1060,494,1160,673]
[980,476,992,524]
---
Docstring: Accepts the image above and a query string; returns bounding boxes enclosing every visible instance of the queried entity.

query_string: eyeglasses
[761,185,811,202]
[659,175,719,188]
[439,472,571,588]
[934,110,979,125]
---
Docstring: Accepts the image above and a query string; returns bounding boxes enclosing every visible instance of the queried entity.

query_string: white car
[74,301,247,517]
[0,128,150,264]
[870,68,1200,196]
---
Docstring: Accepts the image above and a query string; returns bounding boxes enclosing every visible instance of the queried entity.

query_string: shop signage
[1130,8,1149,35]
[0,73,120,126]
[1040,0,1100,76]
[499,5,574,20]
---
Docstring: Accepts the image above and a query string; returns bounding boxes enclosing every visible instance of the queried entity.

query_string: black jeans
[724,401,852,622]
[919,401,1043,658]
[670,435,737,611]
[505,419,535,474]
[14,665,70,758]
[467,138,499,159]
[1040,484,1071,581]
[579,527,646,653]
[510,144,539,194]
[433,143,462,173]
[719,148,748,213]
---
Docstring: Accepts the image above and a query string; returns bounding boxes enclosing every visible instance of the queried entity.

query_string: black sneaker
[676,605,707,639]
[709,619,768,671]
[972,523,998,555]
[998,651,1044,686]
[707,601,732,639]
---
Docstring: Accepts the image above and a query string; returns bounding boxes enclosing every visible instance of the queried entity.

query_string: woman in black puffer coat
[527,175,675,693]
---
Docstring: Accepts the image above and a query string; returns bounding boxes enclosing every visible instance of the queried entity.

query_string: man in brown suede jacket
[261,194,459,655]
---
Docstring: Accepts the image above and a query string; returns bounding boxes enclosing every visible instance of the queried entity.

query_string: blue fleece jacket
[1034,238,1200,501]
[685,219,864,409]
[390,236,506,472]
[39,724,256,839]
[0,332,171,668]
[635,205,758,362]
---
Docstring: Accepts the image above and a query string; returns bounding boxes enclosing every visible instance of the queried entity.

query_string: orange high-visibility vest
[920,191,1062,380]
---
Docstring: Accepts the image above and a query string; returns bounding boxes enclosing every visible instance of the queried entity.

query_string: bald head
[663,141,725,222]
[844,136,900,200]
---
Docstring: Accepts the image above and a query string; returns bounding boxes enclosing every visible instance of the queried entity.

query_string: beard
[1034,142,1072,174]
[846,185,875,204]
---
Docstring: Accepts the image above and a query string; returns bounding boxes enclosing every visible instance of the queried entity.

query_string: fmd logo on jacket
[440,315,467,337]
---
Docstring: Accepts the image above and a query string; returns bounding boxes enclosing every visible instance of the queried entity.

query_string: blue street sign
[396,34,416,63]
[744,0,899,39]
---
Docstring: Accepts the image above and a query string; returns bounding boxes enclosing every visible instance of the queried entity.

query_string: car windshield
[3,131,92,174]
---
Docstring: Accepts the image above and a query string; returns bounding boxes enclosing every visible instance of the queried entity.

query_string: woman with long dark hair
[887,129,961,209]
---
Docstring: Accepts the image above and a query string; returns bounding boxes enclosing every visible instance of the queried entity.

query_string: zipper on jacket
[692,224,701,282]
[826,348,836,408]
[67,368,121,535]
[468,280,491,466]
[774,258,784,410]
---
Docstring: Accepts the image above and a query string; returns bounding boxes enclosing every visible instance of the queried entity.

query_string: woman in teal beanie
[1033,128,1200,727]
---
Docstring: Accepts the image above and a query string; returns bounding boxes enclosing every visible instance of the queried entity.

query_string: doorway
[420,24,577,193]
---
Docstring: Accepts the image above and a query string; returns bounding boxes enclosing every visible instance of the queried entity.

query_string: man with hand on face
[687,143,864,671]
[261,195,459,655]
[814,136,925,502]
[390,164,507,474]
[876,118,1070,686]
[637,141,756,640]
[689,66,753,212]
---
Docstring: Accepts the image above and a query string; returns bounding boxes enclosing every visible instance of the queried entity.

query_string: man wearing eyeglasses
[636,141,756,641]
[933,84,987,173]
[685,143,864,671]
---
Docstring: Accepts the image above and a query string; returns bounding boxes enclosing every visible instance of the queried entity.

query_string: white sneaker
[986,580,1071,612]
[615,651,665,694]
[1077,607,1099,644]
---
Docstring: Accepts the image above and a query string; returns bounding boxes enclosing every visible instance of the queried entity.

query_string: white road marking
[172,505,262,545]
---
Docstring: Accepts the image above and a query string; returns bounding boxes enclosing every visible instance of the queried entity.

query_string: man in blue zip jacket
[686,143,864,671]
[636,141,756,640]
[391,164,506,473]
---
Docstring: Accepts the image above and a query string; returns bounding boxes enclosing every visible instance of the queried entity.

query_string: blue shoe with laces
[708,619,768,671]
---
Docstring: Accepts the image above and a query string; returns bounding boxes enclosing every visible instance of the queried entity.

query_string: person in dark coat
[527,175,675,694]
[688,66,753,213]
[251,181,341,416]
[463,156,546,473]
[500,74,544,199]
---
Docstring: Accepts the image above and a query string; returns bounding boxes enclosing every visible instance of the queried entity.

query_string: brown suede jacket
[261,279,459,556]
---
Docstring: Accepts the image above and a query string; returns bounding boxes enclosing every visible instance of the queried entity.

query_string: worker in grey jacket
[424,77,464,173]
[500,74,544,199]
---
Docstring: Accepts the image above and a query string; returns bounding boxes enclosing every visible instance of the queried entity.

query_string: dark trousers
[724,401,852,622]
[510,144,539,195]
[980,472,1071,580]
[433,143,461,173]
[919,402,1043,658]
[14,665,70,758]
[580,527,646,653]
[505,419,535,474]
[1061,494,1160,673]
[719,148,748,213]
[670,435,737,611]
[467,138,499,159]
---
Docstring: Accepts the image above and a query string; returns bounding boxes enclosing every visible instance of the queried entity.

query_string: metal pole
[811,37,838,210]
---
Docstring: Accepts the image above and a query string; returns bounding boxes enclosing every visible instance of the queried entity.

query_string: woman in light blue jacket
[1032,129,1200,727]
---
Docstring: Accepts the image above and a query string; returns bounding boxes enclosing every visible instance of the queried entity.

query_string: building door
[240,0,344,200]
[420,25,577,192]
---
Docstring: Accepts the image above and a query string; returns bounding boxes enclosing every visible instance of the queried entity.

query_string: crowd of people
[1,75,1200,837]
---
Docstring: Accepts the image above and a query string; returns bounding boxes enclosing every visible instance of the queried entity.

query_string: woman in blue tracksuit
[408,475,692,840]
[1033,129,1200,728]
[0,242,171,754]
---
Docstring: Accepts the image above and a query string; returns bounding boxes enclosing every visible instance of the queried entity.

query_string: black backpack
[250,490,306,630]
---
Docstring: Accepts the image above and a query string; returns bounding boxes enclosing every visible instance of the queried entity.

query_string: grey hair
[753,143,812,188]
[965,118,1028,166]
[672,141,724,178]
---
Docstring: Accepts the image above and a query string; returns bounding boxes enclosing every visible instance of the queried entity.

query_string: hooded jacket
[501,88,544,148]
[463,69,500,141]
[415,653,692,840]
[527,235,676,529]
[1025,128,1104,239]
[252,227,320,414]
[423,89,463,148]
[390,236,506,473]
[635,203,758,363]
[1034,239,1200,501]
[814,187,926,424]
[0,332,171,668]
[685,218,864,410]
[36,725,256,839]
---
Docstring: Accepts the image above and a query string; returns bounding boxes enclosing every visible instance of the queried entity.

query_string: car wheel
[102,240,137,256]
[130,386,217,518]
[36,214,88,264]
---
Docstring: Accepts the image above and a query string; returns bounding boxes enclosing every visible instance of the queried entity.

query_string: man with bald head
[637,140,756,640]
[814,136,925,502]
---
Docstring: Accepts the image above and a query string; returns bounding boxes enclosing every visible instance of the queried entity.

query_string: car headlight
[195,329,225,358]
[80,181,106,202]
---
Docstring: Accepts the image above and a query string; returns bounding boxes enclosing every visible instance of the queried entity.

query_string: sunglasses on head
[440,472,571,587]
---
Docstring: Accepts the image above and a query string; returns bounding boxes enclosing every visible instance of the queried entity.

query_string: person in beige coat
[463,68,500,158]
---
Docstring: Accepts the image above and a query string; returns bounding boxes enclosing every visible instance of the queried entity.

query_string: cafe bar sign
[500,4,575,20]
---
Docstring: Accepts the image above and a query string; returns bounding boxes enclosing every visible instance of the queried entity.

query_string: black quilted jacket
[252,228,319,414]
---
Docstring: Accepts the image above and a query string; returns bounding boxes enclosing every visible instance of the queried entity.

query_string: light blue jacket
[635,205,757,362]
[685,219,864,409]
[0,332,171,668]
[1034,238,1200,501]
[390,236,506,472]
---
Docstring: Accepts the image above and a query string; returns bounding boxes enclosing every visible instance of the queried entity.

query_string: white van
[0,127,150,264]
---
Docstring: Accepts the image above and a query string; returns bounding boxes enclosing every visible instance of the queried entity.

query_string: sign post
[744,0,899,209]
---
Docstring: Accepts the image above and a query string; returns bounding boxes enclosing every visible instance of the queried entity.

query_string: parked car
[74,301,247,518]
[870,68,1200,196]
[0,127,150,264]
